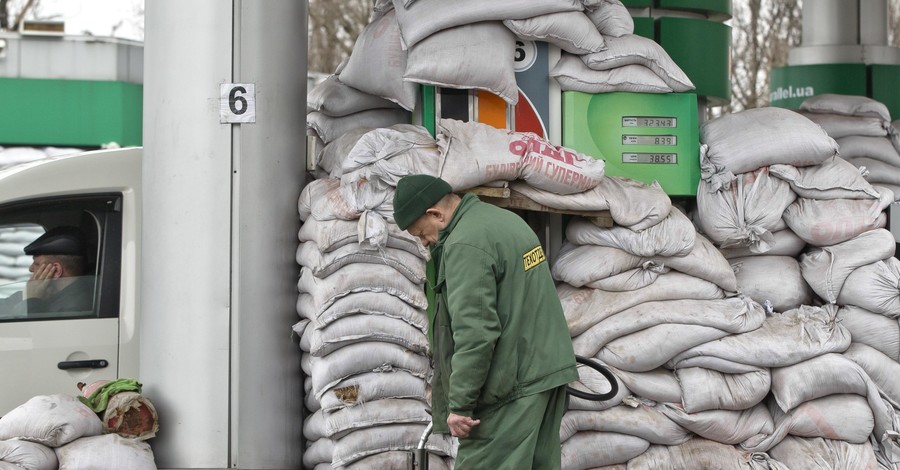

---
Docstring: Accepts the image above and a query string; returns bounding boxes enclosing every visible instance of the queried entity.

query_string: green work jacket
[429,193,578,435]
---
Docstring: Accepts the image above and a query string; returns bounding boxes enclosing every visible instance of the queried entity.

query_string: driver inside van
[0,226,93,316]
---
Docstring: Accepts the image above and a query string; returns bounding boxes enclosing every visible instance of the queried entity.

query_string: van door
[0,194,123,416]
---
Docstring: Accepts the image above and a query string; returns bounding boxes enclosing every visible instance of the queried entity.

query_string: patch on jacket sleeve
[523,245,546,271]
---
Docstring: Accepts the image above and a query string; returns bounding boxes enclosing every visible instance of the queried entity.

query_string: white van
[0,148,141,415]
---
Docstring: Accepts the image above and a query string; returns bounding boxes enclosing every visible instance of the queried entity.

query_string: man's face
[29,255,61,278]
[407,211,444,248]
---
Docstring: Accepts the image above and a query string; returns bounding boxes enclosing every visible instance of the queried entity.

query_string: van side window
[0,194,122,321]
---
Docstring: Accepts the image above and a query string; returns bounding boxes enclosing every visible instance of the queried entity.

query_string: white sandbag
[669,304,851,370]
[559,272,725,336]
[298,216,427,259]
[337,177,396,220]
[504,12,606,54]
[847,157,900,186]
[586,264,667,292]
[551,54,674,94]
[560,405,690,445]
[836,306,899,361]
[837,135,900,166]
[843,342,900,406]
[337,451,452,470]
[659,402,774,445]
[700,107,839,178]
[649,234,737,292]
[566,363,630,411]
[303,409,327,441]
[572,297,765,358]
[331,423,455,467]
[310,342,430,399]
[0,439,57,470]
[584,0,633,37]
[697,167,796,251]
[318,370,428,411]
[405,22,518,105]
[390,0,582,49]
[799,228,896,304]
[629,437,783,470]
[55,434,156,470]
[771,353,877,414]
[316,127,372,177]
[581,34,694,92]
[564,207,695,257]
[676,367,771,413]
[298,178,362,222]
[304,377,320,413]
[512,177,672,231]
[323,398,431,439]
[769,157,881,200]
[784,190,892,247]
[552,243,642,287]
[302,438,334,468]
[740,395,874,452]
[838,257,900,316]
[296,264,428,315]
[338,10,417,111]
[596,322,735,372]
[309,314,430,357]
[869,183,900,201]
[340,125,440,187]
[307,108,411,145]
[798,111,890,139]
[308,75,401,117]
[0,395,102,448]
[561,432,649,469]
[296,240,426,285]
[306,291,428,334]
[605,366,681,404]
[768,436,880,470]
[729,255,812,313]
[718,229,806,259]
[800,93,892,122]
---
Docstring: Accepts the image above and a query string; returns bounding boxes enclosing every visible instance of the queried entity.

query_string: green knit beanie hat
[393,175,453,230]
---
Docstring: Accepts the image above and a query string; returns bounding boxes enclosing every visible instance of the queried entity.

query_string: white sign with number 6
[220,83,256,123]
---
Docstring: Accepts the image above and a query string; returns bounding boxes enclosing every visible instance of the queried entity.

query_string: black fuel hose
[565,355,619,402]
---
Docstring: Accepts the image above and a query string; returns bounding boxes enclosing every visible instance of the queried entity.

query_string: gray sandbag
[55,434,157,470]
[338,10,418,111]
[571,297,765,358]
[303,291,428,334]
[308,75,401,117]
[0,395,102,448]
[340,124,440,188]
[729,255,812,313]
[799,228,896,304]
[405,22,518,105]
[318,370,428,412]
[296,263,428,315]
[559,272,725,336]
[596,322,736,372]
[718,229,806,259]
[836,306,899,362]
[676,367,771,413]
[798,111,890,138]
[302,438,333,468]
[323,398,431,439]
[296,241,426,285]
[564,207,696,257]
[836,135,900,166]
[316,127,372,177]
[310,342,430,399]
[337,451,452,470]
[584,0,633,37]
[771,353,875,412]
[628,437,786,470]
[303,408,327,441]
[307,108,411,145]
[308,314,430,357]
[783,189,892,247]
[504,11,606,54]
[669,304,851,371]
[561,432,649,469]
[800,93,892,122]
[330,423,455,467]
[390,0,582,49]
[700,107,839,179]
[551,54,673,94]
[602,366,682,405]
[0,439,57,470]
[768,436,880,470]
[697,167,796,252]
[297,178,363,222]
[769,156,881,200]
[552,243,642,288]
[566,363,630,411]
[581,34,694,92]
[298,216,427,258]
[658,402,774,445]
[846,157,900,186]
[560,405,690,445]
[838,257,900,317]
[512,177,673,231]
[843,342,900,406]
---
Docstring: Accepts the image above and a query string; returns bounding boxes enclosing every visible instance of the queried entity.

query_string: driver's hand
[25,263,59,299]
[447,413,481,438]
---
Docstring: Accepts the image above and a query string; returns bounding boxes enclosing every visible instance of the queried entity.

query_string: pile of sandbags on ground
[293,186,456,469]
[0,226,43,297]
[0,147,83,171]
[0,394,157,469]
[798,94,900,199]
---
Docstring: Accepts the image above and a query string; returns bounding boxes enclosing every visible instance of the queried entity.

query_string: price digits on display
[622,116,677,128]
[622,153,678,164]
[622,135,677,146]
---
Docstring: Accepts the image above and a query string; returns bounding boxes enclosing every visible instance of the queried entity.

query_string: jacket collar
[431,192,480,260]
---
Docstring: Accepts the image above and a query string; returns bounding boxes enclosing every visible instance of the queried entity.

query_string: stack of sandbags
[798,94,900,199]
[0,394,157,469]
[0,226,43,297]
[0,146,83,171]
[294,186,456,469]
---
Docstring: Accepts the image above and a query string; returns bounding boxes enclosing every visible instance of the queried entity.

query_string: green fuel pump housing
[562,91,700,196]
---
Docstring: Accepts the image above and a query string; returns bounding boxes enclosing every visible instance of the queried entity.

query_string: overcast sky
[35,0,144,41]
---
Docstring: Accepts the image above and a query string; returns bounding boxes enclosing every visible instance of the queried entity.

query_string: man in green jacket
[393,174,578,469]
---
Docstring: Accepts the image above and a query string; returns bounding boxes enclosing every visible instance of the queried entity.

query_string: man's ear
[51,262,63,279]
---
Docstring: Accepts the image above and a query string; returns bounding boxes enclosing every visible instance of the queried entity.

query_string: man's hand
[25,263,59,299]
[447,413,481,438]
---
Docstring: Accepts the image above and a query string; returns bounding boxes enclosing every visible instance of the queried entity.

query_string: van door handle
[57,359,109,370]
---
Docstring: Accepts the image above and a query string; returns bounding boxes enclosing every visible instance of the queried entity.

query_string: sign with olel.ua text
[220,83,256,123]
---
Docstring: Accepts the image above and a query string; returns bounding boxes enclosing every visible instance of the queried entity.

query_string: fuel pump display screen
[623,153,678,164]
[622,135,677,146]
[622,116,677,128]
